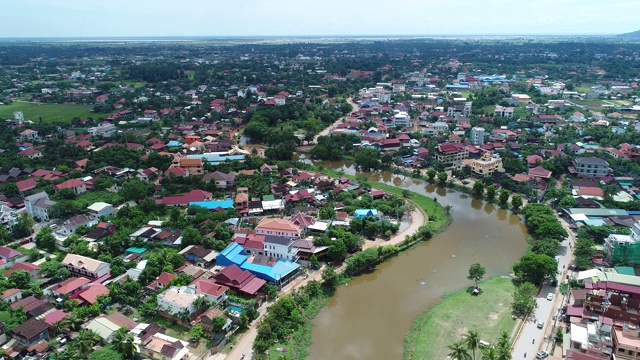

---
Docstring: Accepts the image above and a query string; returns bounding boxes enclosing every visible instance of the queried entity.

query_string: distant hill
[618,30,640,38]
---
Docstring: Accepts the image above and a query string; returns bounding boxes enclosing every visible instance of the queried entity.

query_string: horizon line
[0,33,628,39]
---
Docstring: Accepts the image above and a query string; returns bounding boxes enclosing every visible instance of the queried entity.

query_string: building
[466,152,503,176]
[88,123,116,137]
[203,171,235,189]
[24,192,56,221]
[493,105,514,119]
[139,332,190,360]
[188,279,228,305]
[393,111,411,128]
[157,286,204,319]
[255,218,302,239]
[1,289,22,303]
[435,143,469,170]
[470,127,485,146]
[10,318,49,347]
[55,179,86,195]
[212,264,266,297]
[0,247,28,269]
[48,277,91,297]
[87,202,114,219]
[62,254,111,280]
[572,157,610,178]
[263,235,299,262]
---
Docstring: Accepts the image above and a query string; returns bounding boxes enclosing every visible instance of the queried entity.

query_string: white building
[604,221,640,258]
[157,286,203,318]
[24,192,56,221]
[62,254,111,279]
[471,127,486,146]
[87,202,113,219]
[423,121,449,135]
[263,235,299,261]
[88,123,116,137]
[393,111,411,128]
[274,95,286,106]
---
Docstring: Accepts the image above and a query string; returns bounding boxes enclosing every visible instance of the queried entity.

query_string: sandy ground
[362,206,426,250]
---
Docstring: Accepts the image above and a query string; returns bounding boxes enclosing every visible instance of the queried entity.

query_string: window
[619,348,626,353]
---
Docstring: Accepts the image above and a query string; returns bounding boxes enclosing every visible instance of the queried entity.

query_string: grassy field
[0,102,101,123]
[74,191,124,209]
[404,277,517,360]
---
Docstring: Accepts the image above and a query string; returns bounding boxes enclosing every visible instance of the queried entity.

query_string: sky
[1,0,637,38]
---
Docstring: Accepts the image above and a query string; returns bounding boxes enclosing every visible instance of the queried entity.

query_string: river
[305,160,529,360]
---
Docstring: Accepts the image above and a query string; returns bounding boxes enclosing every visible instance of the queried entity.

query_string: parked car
[546,293,554,301]
[537,321,544,329]
[536,350,549,359]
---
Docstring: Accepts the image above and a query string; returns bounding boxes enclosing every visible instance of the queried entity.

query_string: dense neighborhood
[0,37,639,360]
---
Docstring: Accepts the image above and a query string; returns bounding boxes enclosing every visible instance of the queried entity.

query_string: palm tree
[448,340,472,360]
[481,346,498,360]
[496,331,512,360]
[112,327,136,359]
[62,312,85,332]
[75,329,101,358]
[464,330,480,360]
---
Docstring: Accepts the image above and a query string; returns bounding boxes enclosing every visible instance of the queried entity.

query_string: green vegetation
[404,277,516,360]
[0,102,102,123]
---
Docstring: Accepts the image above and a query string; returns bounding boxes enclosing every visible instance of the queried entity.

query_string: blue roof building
[189,199,234,210]
[188,154,246,165]
[353,209,379,219]
[217,243,300,283]
[166,140,183,147]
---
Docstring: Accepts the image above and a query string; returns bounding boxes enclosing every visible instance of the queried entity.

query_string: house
[62,254,111,280]
[292,239,329,261]
[1,288,22,303]
[86,313,137,342]
[0,247,28,269]
[255,218,302,238]
[24,192,56,221]
[56,214,97,236]
[76,283,110,305]
[88,123,116,137]
[528,166,552,179]
[87,202,114,219]
[48,277,90,297]
[5,262,41,279]
[354,209,380,219]
[15,178,37,193]
[10,295,53,318]
[212,264,266,297]
[139,332,190,360]
[466,152,504,176]
[572,157,610,178]
[189,279,228,305]
[158,189,212,207]
[526,154,544,167]
[179,245,218,268]
[570,111,587,122]
[54,179,86,195]
[19,129,40,141]
[157,286,204,320]
[193,307,232,334]
[203,171,236,189]
[263,235,298,261]
[10,318,49,346]
[147,272,176,292]
[17,149,42,159]
[173,158,204,176]
[435,143,469,170]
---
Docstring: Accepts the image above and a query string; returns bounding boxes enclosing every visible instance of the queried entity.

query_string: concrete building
[471,127,485,146]
[573,157,610,178]
[62,254,111,280]
[87,202,114,219]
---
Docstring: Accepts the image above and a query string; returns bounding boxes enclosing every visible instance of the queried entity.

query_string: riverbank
[404,276,517,360]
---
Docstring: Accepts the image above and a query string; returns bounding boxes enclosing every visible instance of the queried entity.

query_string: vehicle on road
[546,293,554,301]
[537,321,544,329]
[536,350,549,359]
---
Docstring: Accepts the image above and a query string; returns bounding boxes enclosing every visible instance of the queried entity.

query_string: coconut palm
[75,329,101,358]
[448,340,472,360]
[481,346,498,360]
[497,331,512,360]
[464,330,480,360]
[62,312,85,332]
[112,327,136,359]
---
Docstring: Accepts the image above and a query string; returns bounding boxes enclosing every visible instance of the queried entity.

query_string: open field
[0,102,101,123]
[404,276,517,360]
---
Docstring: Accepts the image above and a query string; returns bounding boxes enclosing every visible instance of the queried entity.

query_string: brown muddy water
[305,161,529,360]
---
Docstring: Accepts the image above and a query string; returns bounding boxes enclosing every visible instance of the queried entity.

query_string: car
[537,321,544,329]
[547,293,554,301]
[536,350,549,359]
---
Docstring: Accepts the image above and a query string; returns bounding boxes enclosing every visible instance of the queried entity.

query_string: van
[479,340,491,348]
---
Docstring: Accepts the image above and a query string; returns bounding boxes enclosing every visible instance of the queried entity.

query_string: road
[312,97,359,144]
[511,218,576,359]
[362,203,426,250]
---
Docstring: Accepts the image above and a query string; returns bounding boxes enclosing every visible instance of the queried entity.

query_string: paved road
[312,97,359,144]
[511,219,576,359]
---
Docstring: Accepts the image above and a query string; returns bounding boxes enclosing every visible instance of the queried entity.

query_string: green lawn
[74,191,124,209]
[0,102,104,123]
[404,277,517,360]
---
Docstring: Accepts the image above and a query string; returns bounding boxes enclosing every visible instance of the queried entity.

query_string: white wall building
[471,127,486,146]
[393,111,411,128]
[87,202,113,219]
[157,286,203,318]
[88,123,116,137]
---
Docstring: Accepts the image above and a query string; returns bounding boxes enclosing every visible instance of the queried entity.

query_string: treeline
[122,63,186,83]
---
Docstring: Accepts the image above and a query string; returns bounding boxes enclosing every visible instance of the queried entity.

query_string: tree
[472,181,485,198]
[513,253,557,285]
[39,260,71,282]
[427,169,437,181]
[210,316,227,333]
[35,227,57,252]
[574,237,596,270]
[530,238,559,258]
[437,172,448,185]
[75,329,101,358]
[512,282,538,317]
[481,346,498,360]
[119,179,150,202]
[354,148,381,171]
[498,190,510,205]
[448,340,471,360]
[467,263,486,288]
[486,185,496,201]
[496,331,512,360]
[327,85,338,97]
[61,311,85,332]
[8,270,31,289]
[112,327,136,359]
[321,267,339,292]
[181,226,202,246]
[577,225,612,245]
[189,325,205,342]
[88,347,123,360]
[11,212,34,239]
[464,330,480,360]
[310,255,320,269]
[510,194,523,212]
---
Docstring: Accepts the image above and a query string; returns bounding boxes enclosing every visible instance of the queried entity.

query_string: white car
[547,293,554,301]
[536,350,549,359]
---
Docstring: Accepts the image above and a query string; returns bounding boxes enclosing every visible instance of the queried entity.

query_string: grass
[404,277,517,360]
[0,102,104,123]
[73,191,124,209]
[153,316,191,340]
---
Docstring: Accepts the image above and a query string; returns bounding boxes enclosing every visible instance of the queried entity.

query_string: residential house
[5,262,41,279]
[0,247,28,269]
[158,189,212,207]
[48,277,90,298]
[54,179,86,195]
[263,235,298,261]
[212,264,266,297]
[17,149,42,159]
[570,112,587,122]
[435,143,469,170]
[203,171,236,189]
[470,127,485,146]
[62,254,111,280]
[493,105,514,118]
[465,152,504,176]
[172,158,204,176]
[10,318,49,346]
[56,214,97,236]
[572,157,610,178]
[193,307,232,333]
[87,202,114,219]
[188,279,228,305]
[88,123,116,137]
[147,272,176,292]
[179,245,218,268]
[1,288,22,304]
[157,286,204,320]
[10,295,53,318]
[24,192,56,221]
[19,129,40,141]
[16,178,37,193]
[255,218,302,238]
[139,332,190,360]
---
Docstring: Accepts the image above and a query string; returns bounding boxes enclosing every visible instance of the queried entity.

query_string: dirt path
[362,204,426,250]
[312,97,359,144]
